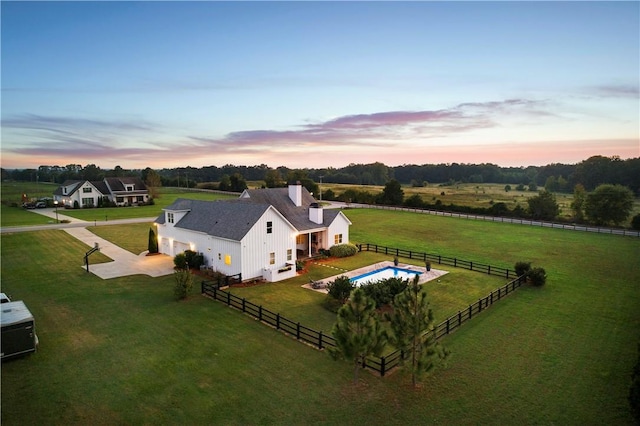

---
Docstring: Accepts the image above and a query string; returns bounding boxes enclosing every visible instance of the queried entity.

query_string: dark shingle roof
[156,198,274,241]
[242,187,341,231]
[105,177,147,192]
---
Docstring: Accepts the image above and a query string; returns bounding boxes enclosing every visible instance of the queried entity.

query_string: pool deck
[303,260,449,293]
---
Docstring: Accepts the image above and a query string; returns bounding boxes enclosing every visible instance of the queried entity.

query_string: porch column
[308,232,312,256]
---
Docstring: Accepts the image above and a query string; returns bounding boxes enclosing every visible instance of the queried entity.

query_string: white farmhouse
[54,177,150,208]
[154,182,351,282]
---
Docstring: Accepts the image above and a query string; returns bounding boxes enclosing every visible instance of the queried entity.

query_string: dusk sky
[1,1,638,170]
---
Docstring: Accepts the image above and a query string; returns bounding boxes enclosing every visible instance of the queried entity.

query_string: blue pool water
[350,266,422,287]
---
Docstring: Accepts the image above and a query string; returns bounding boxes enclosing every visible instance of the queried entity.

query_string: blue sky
[2,1,638,170]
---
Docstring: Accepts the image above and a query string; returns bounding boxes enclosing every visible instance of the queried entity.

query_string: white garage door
[172,241,190,255]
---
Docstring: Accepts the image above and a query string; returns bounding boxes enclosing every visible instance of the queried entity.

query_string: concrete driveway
[64,227,175,279]
[15,208,174,279]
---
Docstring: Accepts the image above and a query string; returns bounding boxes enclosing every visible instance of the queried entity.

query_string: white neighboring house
[154,182,352,282]
[53,177,150,208]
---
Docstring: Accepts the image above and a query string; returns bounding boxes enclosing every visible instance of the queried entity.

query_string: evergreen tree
[329,288,386,384]
[148,228,159,254]
[386,275,449,387]
[379,179,404,205]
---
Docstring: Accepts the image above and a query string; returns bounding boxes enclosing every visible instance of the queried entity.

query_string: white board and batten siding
[240,208,297,282]
[328,212,352,245]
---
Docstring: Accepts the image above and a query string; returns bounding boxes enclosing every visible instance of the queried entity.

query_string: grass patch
[88,222,154,255]
[0,204,54,227]
[2,209,639,424]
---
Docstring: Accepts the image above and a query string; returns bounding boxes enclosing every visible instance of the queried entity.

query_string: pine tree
[329,288,386,384]
[148,227,159,254]
[387,275,449,387]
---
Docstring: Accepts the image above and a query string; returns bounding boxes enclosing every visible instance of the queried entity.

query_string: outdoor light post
[54,200,59,223]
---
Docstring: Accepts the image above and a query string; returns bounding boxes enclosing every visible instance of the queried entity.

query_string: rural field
[318,182,640,225]
[1,199,639,424]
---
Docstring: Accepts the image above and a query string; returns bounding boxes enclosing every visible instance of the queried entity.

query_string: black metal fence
[358,243,516,279]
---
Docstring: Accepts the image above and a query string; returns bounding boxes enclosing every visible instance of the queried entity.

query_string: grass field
[322,182,640,225]
[2,206,639,424]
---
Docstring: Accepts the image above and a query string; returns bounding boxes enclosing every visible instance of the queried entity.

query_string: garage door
[172,241,190,255]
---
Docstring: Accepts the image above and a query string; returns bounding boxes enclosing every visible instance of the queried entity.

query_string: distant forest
[3,155,639,194]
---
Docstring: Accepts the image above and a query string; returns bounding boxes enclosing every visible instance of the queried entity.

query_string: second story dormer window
[167,212,174,224]
[126,185,134,192]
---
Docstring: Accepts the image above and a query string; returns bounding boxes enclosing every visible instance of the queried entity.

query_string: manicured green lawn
[88,222,154,255]
[0,204,55,227]
[1,209,639,424]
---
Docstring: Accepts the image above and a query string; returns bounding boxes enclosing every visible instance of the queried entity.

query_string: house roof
[241,187,342,231]
[105,177,147,193]
[53,180,109,196]
[156,198,276,241]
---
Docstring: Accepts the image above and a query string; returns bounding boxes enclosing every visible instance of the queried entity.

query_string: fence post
[259,305,262,321]
[458,310,462,326]
[478,298,482,311]
[490,292,493,305]
[319,331,323,350]
[438,255,441,264]
[470,261,473,271]
[227,291,231,306]
[446,317,450,334]
[276,313,280,330]
[506,269,510,279]
[454,258,457,267]
[488,265,491,275]
[468,305,472,319]
[296,323,300,340]
[242,298,246,313]
[380,356,386,377]
[213,286,217,300]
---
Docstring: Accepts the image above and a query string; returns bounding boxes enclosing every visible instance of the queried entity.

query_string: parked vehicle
[35,201,46,208]
[1,300,39,360]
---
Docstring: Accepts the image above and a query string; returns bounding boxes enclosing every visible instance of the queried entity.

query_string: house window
[218,253,221,260]
[225,255,231,265]
[296,234,305,244]
[136,196,144,202]
[267,221,273,234]
[269,252,275,265]
[81,198,94,207]
[334,234,343,244]
[126,185,134,191]
[83,187,92,193]
[287,249,292,261]
[167,212,174,223]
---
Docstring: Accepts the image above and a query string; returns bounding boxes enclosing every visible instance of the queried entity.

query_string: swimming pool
[350,266,422,287]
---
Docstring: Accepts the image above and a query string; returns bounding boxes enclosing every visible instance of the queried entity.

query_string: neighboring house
[154,182,352,282]
[53,177,149,208]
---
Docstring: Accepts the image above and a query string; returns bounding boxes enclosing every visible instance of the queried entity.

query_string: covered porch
[295,230,328,258]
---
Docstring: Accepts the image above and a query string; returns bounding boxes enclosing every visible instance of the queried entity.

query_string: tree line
[4,155,639,194]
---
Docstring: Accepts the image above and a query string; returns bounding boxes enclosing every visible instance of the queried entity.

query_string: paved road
[1,208,157,234]
[2,208,174,279]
